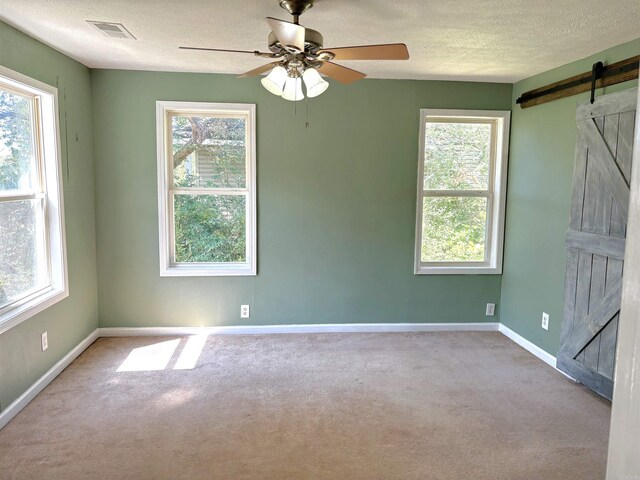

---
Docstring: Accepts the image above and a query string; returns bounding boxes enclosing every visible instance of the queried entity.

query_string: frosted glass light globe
[303,68,329,98]
[261,66,287,96]
[282,76,304,102]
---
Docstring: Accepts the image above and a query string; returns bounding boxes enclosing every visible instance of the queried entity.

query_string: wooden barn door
[558,88,637,399]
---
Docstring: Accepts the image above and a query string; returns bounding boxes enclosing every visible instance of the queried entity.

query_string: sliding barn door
[558,88,637,399]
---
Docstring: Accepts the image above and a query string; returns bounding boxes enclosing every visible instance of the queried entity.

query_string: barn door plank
[578,119,630,218]
[563,276,622,358]
[609,111,631,238]
[557,352,614,398]
[561,249,580,341]
[569,130,589,230]
[583,336,601,372]
[617,110,635,183]
[576,87,638,120]
[597,314,619,379]
[585,253,608,371]
[597,115,618,236]
[572,250,594,366]
[605,114,620,170]
[565,230,625,259]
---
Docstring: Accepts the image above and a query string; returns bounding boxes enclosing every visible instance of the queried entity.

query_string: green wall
[500,38,640,355]
[91,70,511,328]
[0,22,98,411]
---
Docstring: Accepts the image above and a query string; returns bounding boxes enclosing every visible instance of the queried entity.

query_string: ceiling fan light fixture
[302,68,329,98]
[261,65,288,96]
[281,76,304,101]
[182,1,410,101]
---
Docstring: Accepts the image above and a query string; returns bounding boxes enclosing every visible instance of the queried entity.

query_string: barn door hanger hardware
[516,55,639,108]
[590,61,604,104]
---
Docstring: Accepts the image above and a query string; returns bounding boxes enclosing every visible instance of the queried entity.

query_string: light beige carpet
[0,332,610,479]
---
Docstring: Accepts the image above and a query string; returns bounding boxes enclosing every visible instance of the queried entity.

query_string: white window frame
[415,109,510,275]
[156,101,257,276]
[0,65,68,334]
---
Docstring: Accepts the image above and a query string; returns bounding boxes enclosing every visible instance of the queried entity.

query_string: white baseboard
[498,323,557,368]
[0,328,99,430]
[98,322,500,337]
[498,324,577,381]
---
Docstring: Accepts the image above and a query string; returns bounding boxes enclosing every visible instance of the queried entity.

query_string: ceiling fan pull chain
[305,97,310,129]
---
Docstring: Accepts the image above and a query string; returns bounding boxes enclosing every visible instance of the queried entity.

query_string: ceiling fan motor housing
[279,0,314,17]
[268,28,323,54]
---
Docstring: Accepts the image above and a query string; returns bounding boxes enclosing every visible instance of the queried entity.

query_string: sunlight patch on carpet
[174,335,208,370]
[117,339,180,372]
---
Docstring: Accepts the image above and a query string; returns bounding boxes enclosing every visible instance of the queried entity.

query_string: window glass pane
[174,194,246,263]
[0,89,36,192]
[0,200,47,308]
[172,115,246,189]
[421,196,487,262]
[423,121,492,191]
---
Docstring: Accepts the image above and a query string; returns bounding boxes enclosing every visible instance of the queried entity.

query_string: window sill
[160,263,256,277]
[415,265,502,275]
[0,287,69,335]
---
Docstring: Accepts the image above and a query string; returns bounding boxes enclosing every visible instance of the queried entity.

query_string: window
[156,102,256,276]
[0,66,67,333]
[415,109,510,275]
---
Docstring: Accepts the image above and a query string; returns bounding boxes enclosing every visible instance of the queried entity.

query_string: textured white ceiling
[1,0,639,82]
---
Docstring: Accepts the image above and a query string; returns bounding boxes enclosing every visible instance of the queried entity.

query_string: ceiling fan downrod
[279,0,314,23]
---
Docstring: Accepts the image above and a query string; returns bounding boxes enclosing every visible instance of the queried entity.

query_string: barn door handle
[590,61,604,104]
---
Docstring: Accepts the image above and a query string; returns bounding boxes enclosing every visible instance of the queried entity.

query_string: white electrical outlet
[41,332,48,352]
[541,312,550,331]
[485,303,496,316]
[240,305,250,319]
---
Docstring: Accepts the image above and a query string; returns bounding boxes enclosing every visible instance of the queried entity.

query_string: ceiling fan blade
[318,44,409,61]
[179,46,271,55]
[237,62,281,78]
[266,17,306,52]
[317,62,366,84]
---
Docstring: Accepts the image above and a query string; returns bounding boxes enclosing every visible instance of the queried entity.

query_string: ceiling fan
[179,0,409,101]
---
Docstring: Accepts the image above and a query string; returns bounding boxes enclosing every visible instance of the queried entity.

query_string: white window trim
[156,101,257,276]
[0,65,68,335]
[414,109,510,275]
